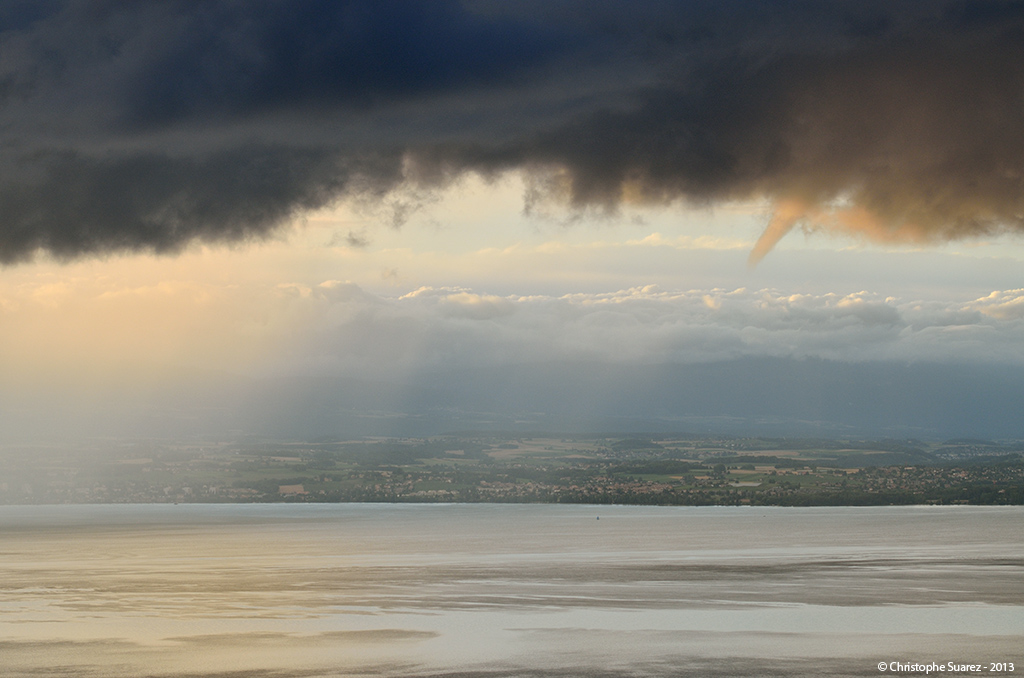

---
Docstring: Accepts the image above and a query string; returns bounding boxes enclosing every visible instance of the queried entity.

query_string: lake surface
[1,504,1022,677]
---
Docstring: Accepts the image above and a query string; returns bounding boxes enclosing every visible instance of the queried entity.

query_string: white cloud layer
[260,283,1024,377]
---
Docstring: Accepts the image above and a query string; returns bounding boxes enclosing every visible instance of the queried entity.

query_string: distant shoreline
[3,434,1022,507]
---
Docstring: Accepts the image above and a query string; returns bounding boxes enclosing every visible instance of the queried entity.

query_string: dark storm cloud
[1,0,1022,261]
[0,147,360,259]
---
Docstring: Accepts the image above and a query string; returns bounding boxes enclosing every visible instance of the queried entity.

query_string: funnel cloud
[0,0,1022,262]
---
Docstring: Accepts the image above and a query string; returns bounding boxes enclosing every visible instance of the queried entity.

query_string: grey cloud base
[1,0,1023,261]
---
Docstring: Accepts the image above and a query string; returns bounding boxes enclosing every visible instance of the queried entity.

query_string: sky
[2,0,1024,441]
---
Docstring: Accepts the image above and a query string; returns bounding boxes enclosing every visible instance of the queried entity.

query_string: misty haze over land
[4,358,1024,442]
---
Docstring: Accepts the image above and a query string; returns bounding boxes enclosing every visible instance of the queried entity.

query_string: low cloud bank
[7,279,1024,439]
[253,283,1024,377]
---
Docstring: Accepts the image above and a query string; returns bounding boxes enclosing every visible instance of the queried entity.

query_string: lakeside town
[2,434,1023,506]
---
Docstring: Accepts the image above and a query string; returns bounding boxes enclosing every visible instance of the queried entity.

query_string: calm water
[1,504,1022,677]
